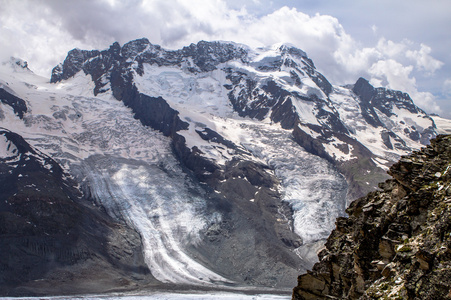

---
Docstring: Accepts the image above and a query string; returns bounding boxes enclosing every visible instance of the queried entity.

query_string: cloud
[443,79,451,97]
[330,36,443,113]
[371,25,378,35]
[368,59,440,113]
[406,44,444,74]
[0,0,116,76]
[0,0,445,115]
[369,59,415,90]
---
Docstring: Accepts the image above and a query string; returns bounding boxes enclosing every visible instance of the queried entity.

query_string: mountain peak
[276,43,307,59]
[353,77,426,119]
[1,57,32,73]
[121,38,153,58]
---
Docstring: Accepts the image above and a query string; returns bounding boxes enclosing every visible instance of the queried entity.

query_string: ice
[432,115,451,134]
[291,98,320,126]
[0,134,19,158]
[134,64,233,118]
[236,123,348,244]
[76,156,229,285]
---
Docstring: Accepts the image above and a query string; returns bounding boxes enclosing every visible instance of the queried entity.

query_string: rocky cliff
[293,134,451,299]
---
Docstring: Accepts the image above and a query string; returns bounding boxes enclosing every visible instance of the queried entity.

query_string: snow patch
[0,134,18,158]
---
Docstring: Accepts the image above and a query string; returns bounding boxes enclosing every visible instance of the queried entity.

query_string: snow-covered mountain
[0,40,445,295]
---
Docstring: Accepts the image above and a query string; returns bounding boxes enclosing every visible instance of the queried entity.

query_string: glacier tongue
[237,123,348,244]
[75,155,229,284]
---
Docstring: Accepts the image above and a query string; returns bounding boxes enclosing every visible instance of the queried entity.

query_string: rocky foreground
[293,135,451,299]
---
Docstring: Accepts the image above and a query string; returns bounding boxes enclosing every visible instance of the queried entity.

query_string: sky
[0,0,450,118]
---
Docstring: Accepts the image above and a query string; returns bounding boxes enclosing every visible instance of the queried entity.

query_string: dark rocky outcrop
[293,135,451,299]
[352,77,384,128]
[121,88,189,137]
[0,88,28,119]
[51,49,101,83]
[0,130,152,296]
[195,127,238,150]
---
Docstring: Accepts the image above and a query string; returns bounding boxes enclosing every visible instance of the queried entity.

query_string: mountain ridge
[49,38,437,200]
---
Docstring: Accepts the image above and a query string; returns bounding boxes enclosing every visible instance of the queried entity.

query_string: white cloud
[329,36,443,114]
[376,38,409,58]
[406,44,444,74]
[443,79,451,97]
[0,0,115,76]
[368,59,440,113]
[0,0,445,115]
[371,25,378,35]
[369,59,415,91]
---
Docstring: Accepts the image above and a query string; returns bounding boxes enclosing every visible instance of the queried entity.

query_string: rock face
[0,88,27,119]
[0,130,152,296]
[353,78,434,147]
[293,134,451,299]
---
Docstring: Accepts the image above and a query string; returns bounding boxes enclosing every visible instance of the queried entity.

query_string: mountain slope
[0,128,151,296]
[293,134,451,299]
[48,37,437,238]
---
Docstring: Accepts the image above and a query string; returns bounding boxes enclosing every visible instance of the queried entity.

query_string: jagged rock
[293,135,451,300]
[0,88,28,119]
